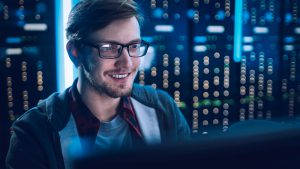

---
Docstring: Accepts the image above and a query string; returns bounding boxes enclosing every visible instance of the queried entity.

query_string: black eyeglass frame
[81,40,150,59]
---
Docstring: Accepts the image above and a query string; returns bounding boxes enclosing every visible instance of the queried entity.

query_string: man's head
[66,0,144,44]
[66,0,147,98]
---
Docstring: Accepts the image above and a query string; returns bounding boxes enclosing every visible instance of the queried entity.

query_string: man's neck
[77,80,121,122]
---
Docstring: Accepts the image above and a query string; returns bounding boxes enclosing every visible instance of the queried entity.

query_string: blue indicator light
[186,9,194,19]
[216,10,225,20]
[265,12,274,22]
[284,37,295,43]
[142,36,154,43]
[152,8,164,19]
[6,37,22,44]
[15,9,24,17]
[194,36,207,43]
[243,11,250,23]
[285,13,292,24]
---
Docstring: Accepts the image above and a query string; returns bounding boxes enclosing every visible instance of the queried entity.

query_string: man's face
[80,17,141,98]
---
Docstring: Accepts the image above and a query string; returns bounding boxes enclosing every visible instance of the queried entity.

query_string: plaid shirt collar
[67,79,143,146]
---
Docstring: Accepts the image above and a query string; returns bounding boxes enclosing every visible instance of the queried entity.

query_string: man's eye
[130,44,141,49]
[100,44,118,51]
[100,47,112,52]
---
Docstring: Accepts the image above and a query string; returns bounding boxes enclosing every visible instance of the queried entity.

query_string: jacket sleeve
[6,109,53,169]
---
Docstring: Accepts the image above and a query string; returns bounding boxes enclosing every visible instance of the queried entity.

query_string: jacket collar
[37,89,71,131]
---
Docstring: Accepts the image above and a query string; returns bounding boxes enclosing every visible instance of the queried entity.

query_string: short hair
[66,0,144,42]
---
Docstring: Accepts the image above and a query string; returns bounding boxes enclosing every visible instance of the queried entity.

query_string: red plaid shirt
[67,81,143,148]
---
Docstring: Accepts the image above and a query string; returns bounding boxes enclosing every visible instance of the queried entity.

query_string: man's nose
[116,47,133,67]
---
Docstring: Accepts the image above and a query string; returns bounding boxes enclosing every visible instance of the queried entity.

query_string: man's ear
[66,41,80,67]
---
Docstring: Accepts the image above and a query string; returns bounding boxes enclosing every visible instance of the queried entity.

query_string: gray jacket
[6,83,191,169]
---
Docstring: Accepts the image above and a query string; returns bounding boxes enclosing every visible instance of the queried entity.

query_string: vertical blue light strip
[234,0,243,62]
[62,1,74,90]
[56,0,74,92]
[55,0,64,92]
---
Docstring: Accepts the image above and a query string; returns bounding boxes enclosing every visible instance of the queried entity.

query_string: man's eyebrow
[128,39,142,43]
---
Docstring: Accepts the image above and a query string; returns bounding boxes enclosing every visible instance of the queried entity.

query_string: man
[6,0,190,168]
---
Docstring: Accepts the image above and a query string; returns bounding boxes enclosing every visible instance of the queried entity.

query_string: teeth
[111,74,129,79]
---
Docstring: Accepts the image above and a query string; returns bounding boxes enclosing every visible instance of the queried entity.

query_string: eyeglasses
[81,40,149,59]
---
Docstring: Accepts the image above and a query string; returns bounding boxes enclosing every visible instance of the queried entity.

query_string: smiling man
[6,0,190,169]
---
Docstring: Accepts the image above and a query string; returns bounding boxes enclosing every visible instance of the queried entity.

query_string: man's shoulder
[14,89,69,130]
[15,107,46,125]
[15,92,61,123]
[11,106,51,137]
[132,83,173,105]
[37,91,65,112]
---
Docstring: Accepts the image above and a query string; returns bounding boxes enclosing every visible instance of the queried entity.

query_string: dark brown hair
[66,0,144,42]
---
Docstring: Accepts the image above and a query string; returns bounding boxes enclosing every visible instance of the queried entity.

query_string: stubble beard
[81,60,134,98]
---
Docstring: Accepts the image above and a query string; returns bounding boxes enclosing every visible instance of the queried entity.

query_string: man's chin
[106,89,132,98]
[98,84,132,98]
[114,85,132,96]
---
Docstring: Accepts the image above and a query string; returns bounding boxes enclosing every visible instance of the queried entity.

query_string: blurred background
[1,0,300,167]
